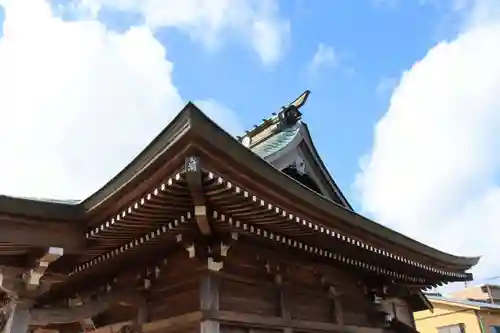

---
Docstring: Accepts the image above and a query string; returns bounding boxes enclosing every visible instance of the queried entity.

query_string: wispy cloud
[76,0,290,65]
[308,43,339,78]
[372,0,398,9]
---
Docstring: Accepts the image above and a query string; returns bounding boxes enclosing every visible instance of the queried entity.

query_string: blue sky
[0,0,455,205]
[149,0,449,206]
[1,0,500,288]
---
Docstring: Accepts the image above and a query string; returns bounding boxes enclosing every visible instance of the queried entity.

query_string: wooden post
[200,273,220,333]
[328,286,344,326]
[274,274,292,333]
[3,303,31,333]
[132,301,148,333]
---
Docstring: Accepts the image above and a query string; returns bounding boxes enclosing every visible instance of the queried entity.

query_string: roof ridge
[237,90,310,148]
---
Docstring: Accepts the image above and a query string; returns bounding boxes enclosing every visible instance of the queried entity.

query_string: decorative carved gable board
[249,121,352,209]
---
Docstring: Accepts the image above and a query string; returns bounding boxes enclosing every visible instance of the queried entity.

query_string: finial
[277,90,311,127]
[289,90,311,110]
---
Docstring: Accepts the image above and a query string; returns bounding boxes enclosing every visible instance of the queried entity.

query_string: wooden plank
[205,310,389,333]
[0,219,85,252]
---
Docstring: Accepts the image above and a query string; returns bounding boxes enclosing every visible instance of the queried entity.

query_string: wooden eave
[298,123,353,210]
[45,167,470,304]
[405,292,433,312]
[0,199,86,259]
[0,195,82,221]
[177,104,479,271]
[38,174,470,302]
[200,171,469,284]
[0,102,479,276]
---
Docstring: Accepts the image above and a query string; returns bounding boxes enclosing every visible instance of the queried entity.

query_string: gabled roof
[240,93,353,209]
[248,119,352,208]
[0,102,480,274]
[250,120,301,158]
[427,295,500,311]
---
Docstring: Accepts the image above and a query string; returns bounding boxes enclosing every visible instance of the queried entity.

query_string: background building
[450,284,500,305]
[415,295,500,333]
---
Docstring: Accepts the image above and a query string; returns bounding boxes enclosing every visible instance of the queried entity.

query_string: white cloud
[356,0,500,287]
[376,76,398,96]
[308,43,338,77]
[457,0,500,29]
[76,0,290,65]
[0,0,244,200]
[194,99,244,137]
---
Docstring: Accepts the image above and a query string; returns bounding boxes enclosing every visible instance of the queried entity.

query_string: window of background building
[437,324,466,333]
[491,325,500,333]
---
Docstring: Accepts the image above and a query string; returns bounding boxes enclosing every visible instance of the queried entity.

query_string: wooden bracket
[176,234,197,258]
[185,156,211,235]
[263,259,281,277]
[23,247,63,291]
[206,232,239,271]
[177,233,238,272]
[207,258,224,272]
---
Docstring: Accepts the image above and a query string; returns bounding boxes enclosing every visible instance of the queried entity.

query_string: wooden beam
[0,218,85,252]
[29,291,144,326]
[185,156,211,235]
[89,312,203,333]
[205,310,389,333]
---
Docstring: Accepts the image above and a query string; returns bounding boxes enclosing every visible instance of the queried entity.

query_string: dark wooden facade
[0,95,479,333]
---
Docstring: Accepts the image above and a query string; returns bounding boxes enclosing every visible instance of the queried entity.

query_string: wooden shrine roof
[0,102,479,297]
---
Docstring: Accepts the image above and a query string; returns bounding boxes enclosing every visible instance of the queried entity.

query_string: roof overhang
[0,102,480,275]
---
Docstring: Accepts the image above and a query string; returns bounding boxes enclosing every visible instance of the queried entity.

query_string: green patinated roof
[251,122,301,158]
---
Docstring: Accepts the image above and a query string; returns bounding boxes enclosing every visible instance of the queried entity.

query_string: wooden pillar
[274,274,292,333]
[3,303,31,333]
[200,273,220,333]
[132,301,148,333]
[327,286,344,325]
[200,320,219,333]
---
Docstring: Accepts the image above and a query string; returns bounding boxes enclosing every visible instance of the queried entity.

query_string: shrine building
[0,91,479,333]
